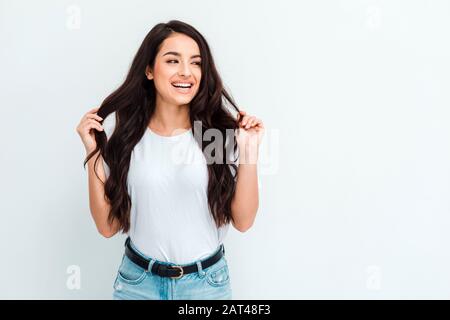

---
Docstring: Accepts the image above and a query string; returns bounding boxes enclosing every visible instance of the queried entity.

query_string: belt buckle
[169,265,184,279]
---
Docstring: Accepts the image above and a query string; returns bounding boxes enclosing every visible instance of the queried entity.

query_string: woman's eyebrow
[162,51,201,59]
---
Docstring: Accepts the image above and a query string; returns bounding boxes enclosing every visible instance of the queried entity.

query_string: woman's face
[146,32,202,107]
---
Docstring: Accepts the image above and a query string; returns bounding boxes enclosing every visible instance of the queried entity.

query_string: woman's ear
[145,65,154,80]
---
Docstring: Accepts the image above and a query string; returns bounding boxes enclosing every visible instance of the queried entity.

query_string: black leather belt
[124,237,225,279]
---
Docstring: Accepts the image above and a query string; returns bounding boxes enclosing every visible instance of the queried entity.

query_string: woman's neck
[149,100,191,133]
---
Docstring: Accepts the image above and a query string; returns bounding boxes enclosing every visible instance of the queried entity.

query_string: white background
[1,0,450,299]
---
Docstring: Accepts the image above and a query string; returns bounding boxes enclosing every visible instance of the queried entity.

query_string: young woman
[76,20,264,300]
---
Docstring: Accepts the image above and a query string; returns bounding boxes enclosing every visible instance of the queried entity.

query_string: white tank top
[101,111,233,264]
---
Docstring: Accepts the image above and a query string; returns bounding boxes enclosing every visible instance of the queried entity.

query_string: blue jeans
[112,239,232,300]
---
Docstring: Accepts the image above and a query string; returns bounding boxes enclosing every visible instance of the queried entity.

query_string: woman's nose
[178,62,192,77]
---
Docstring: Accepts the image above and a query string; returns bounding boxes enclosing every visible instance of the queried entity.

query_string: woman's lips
[171,83,193,94]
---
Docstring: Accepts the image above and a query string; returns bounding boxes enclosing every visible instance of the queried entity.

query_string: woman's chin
[173,97,194,106]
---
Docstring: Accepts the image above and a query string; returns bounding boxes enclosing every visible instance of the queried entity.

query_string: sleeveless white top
[102,111,236,264]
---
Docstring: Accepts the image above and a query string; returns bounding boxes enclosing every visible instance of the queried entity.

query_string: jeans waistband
[126,236,225,268]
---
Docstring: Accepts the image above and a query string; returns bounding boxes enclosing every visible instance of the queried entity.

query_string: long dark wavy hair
[83,20,241,234]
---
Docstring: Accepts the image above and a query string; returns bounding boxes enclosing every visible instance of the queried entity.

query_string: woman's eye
[167,60,201,66]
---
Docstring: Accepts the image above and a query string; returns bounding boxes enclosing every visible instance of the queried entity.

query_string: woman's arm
[87,149,120,238]
[230,110,264,232]
[230,148,259,232]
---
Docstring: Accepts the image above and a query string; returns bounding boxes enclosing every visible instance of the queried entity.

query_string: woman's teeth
[172,83,192,88]
[171,82,193,94]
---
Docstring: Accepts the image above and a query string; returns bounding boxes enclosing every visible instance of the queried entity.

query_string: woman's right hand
[76,107,104,154]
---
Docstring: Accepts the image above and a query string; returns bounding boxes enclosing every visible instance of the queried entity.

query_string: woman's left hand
[235,110,265,153]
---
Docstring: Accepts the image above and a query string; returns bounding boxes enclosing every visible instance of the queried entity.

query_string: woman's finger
[256,119,264,129]
[88,107,100,113]
[252,118,262,127]
[244,116,256,128]
[87,122,104,132]
[85,107,100,118]
[86,113,103,121]
[241,115,252,126]
[86,118,104,130]
[236,110,246,122]
[82,120,103,134]
[247,117,256,129]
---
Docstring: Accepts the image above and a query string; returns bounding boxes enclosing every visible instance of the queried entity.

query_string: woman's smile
[171,81,195,94]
